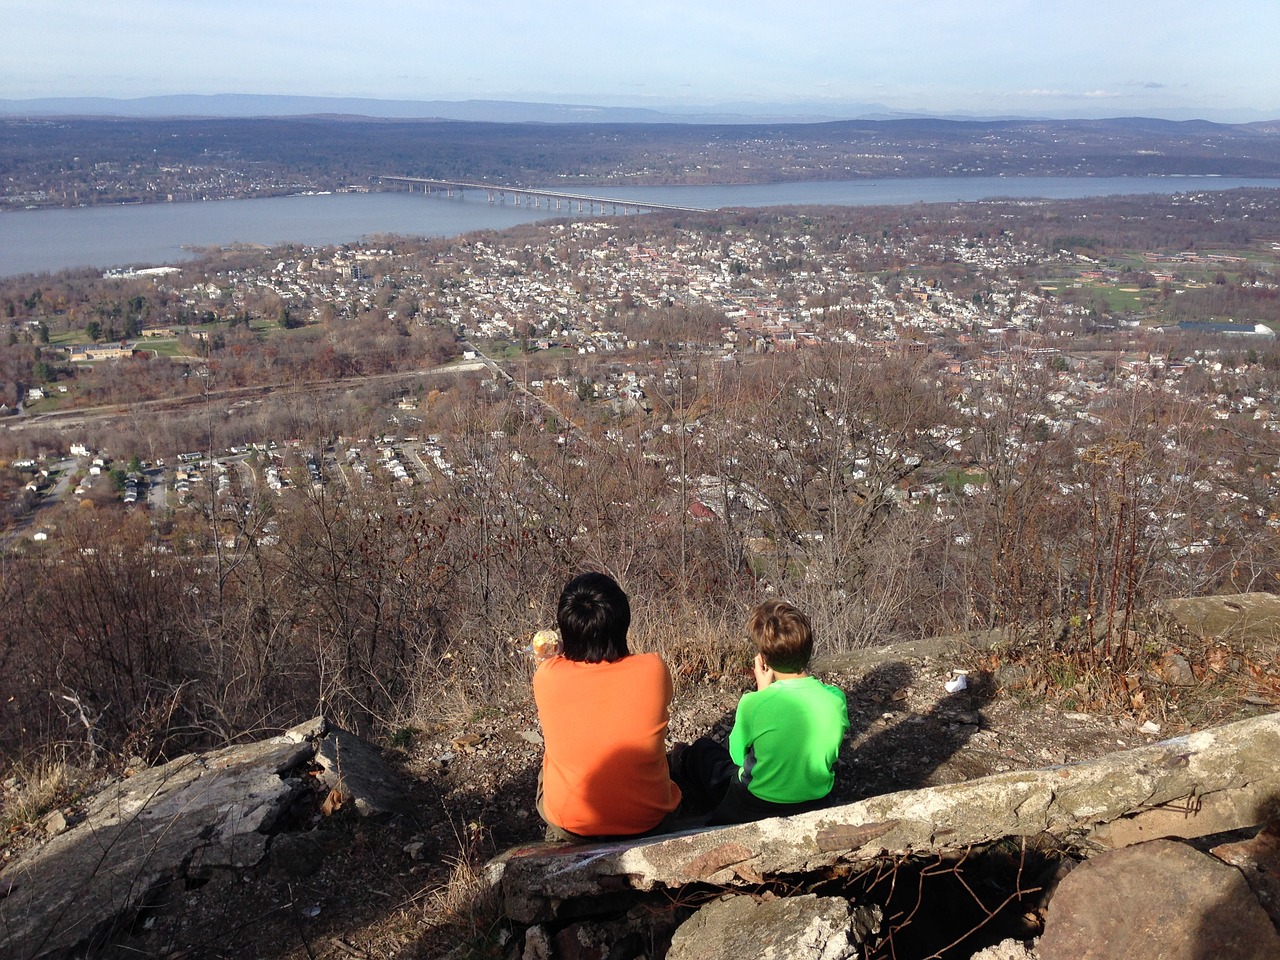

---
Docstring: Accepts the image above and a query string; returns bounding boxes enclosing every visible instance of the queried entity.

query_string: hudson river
[3,176,1278,278]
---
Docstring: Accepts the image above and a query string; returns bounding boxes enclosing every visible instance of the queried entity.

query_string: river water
[2,176,1277,278]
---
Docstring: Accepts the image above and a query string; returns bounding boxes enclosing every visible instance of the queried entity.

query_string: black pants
[535,766,701,843]
[673,736,830,826]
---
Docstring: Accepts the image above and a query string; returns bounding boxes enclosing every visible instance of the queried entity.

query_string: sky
[3,0,1279,121]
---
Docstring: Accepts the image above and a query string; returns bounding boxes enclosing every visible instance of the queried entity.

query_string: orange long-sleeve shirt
[533,652,681,836]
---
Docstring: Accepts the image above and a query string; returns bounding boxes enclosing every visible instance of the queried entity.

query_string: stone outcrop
[1159,592,1280,647]
[0,716,406,960]
[489,712,1280,925]
[1039,838,1280,960]
[314,723,412,818]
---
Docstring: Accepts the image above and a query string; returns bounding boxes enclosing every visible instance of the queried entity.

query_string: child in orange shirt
[533,572,683,839]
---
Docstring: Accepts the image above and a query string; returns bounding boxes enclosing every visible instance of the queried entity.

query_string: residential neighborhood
[5,192,1280,611]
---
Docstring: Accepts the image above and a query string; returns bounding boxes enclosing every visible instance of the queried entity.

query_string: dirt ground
[7,634,1277,960]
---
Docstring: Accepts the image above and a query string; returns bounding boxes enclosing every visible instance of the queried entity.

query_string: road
[461,340,601,453]
[2,359,492,434]
[0,457,80,550]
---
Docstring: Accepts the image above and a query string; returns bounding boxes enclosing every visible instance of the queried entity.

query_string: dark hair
[747,599,813,674]
[557,572,631,663]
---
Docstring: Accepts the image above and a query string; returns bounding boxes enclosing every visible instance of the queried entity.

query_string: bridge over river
[377,176,705,215]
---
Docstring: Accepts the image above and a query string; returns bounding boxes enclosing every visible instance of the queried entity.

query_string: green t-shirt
[728,676,849,804]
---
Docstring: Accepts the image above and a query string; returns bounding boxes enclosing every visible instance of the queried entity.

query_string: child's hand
[753,653,775,691]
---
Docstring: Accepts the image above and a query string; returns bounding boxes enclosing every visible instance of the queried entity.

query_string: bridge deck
[377,175,704,214]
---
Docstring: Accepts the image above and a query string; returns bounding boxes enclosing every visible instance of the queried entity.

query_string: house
[1170,321,1275,339]
[688,501,718,521]
[69,342,135,362]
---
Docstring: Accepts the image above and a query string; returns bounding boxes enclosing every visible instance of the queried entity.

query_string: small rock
[971,939,1038,960]
[282,715,327,743]
[668,893,858,960]
[522,925,551,960]
[553,922,609,960]
[403,841,425,859]
[42,809,67,836]
[1159,652,1197,687]
[850,903,882,943]
[313,725,412,818]
[995,663,1032,690]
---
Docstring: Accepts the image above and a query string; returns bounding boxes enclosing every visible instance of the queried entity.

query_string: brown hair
[747,599,813,674]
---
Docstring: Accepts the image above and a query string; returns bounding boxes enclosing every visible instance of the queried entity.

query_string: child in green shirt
[673,600,849,825]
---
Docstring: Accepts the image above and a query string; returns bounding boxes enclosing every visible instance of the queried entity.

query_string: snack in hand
[531,629,561,661]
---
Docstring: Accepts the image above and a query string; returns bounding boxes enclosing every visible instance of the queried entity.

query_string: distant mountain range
[0,95,874,123]
[3,94,1275,125]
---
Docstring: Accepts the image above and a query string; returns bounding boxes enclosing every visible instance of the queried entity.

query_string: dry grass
[990,616,1280,730]
[397,637,535,736]
[396,600,746,732]
[0,750,86,844]
[632,601,746,691]
[414,818,507,959]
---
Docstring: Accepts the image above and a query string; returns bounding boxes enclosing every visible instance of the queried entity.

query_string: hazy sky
[4,0,1278,120]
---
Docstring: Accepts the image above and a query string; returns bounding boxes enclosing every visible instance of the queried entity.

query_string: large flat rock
[1159,592,1280,650]
[0,715,407,960]
[0,737,313,959]
[489,711,1280,923]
